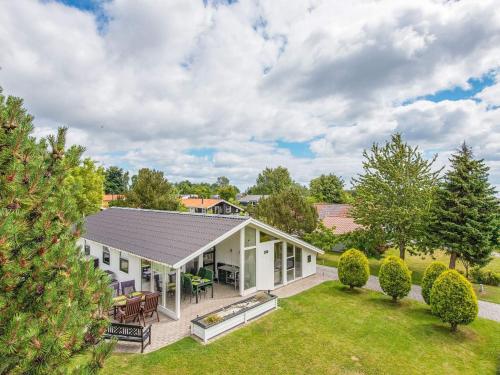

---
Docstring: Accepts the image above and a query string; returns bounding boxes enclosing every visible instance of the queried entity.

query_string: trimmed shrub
[338,249,370,289]
[421,262,448,305]
[430,270,478,331]
[470,267,500,286]
[378,256,412,301]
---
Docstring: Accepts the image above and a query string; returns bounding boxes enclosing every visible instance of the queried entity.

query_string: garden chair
[140,292,160,325]
[121,280,136,296]
[201,269,214,298]
[182,275,199,303]
[116,297,142,324]
[110,282,120,298]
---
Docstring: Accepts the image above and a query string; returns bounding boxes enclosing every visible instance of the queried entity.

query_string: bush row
[337,251,479,331]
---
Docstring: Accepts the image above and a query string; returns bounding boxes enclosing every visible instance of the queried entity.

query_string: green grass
[102,281,500,375]
[318,249,500,304]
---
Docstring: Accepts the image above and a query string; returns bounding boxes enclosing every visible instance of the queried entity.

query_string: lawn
[318,249,500,304]
[102,281,500,375]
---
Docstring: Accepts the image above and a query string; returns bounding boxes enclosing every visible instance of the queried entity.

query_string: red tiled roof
[323,217,362,234]
[103,194,125,202]
[314,203,352,219]
[181,198,221,209]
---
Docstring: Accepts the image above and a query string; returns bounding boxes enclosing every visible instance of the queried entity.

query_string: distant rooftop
[314,203,352,220]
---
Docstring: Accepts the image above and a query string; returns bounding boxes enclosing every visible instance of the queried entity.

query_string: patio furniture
[140,292,160,325]
[187,274,214,304]
[121,280,136,295]
[200,269,214,297]
[116,296,142,324]
[103,322,151,353]
[197,267,207,278]
[217,264,239,289]
[182,274,200,303]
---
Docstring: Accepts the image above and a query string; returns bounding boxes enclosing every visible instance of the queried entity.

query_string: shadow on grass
[417,322,479,342]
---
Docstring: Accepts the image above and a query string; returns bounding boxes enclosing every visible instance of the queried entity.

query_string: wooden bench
[103,322,152,353]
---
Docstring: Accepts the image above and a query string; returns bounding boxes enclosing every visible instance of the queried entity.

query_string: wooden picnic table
[112,291,152,317]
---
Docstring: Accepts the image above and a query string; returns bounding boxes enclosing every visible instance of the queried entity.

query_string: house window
[244,227,256,247]
[102,246,110,265]
[119,253,129,273]
[225,205,231,213]
[307,255,312,263]
[84,242,90,256]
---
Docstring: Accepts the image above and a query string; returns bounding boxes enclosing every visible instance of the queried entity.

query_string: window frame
[102,246,110,265]
[119,252,129,273]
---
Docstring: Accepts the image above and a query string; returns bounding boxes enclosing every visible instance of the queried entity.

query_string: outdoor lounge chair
[140,292,160,325]
[110,281,120,298]
[121,280,136,296]
[116,296,142,324]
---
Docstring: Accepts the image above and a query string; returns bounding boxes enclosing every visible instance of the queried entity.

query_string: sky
[0,0,499,191]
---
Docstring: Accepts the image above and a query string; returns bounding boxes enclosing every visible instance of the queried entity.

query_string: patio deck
[114,273,329,353]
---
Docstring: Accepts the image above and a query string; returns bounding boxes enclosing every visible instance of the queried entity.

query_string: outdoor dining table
[185,274,214,304]
[112,291,152,318]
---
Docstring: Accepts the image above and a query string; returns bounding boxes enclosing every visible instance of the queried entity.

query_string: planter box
[191,293,278,343]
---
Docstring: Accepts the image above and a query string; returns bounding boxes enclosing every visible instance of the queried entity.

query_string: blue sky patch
[276,140,315,158]
[187,147,216,159]
[404,72,496,105]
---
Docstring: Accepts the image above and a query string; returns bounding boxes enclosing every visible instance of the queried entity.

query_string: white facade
[80,220,321,320]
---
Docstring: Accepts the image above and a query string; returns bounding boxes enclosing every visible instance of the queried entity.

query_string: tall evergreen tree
[0,92,113,373]
[351,134,440,260]
[429,143,498,269]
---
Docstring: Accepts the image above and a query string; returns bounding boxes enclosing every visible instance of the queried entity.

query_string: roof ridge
[107,206,249,220]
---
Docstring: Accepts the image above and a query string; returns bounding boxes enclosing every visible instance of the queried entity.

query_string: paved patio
[114,274,328,353]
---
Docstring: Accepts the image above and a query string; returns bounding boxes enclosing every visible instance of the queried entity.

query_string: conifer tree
[0,91,113,373]
[429,143,498,269]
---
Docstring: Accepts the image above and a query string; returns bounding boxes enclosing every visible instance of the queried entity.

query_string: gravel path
[317,265,500,322]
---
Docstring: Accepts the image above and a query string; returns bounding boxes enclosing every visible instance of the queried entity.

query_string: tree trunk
[392,295,397,302]
[451,323,458,332]
[350,285,354,290]
[399,243,405,260]
[449,252,457,269]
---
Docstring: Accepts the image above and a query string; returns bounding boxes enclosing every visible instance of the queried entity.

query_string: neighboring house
[181,197,243,215]
[79,207,323,320]
[102,194,125,208]
[314,204,362,251]
[237,194,268,207]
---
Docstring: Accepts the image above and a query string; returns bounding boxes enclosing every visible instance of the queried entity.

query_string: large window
[295,247,302,278]
[287,244,294,281]
[244,227,256,247]
[244,248,256,290]
[119,253,129,273]
[102,246,110,265]
[274,242,282,286]
[84,242,90,256]
[141,259,151,291]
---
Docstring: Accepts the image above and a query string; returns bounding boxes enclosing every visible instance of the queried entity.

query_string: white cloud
[0,0,499,191]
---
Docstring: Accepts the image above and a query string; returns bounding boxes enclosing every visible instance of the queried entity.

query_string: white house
[79,207,323,320]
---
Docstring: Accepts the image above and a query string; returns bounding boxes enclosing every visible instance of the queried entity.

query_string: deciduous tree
[252,187,318,236]
[65,158,104,216]
[351,134,440,260]
[247,166,294,195]
[104,166,129,194]
[124,168,181,211]
[309,173,345,203]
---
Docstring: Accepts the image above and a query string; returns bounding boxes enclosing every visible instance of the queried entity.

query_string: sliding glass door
[244,248,256,290]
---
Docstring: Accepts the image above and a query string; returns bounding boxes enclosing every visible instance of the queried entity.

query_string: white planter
[191,294,278,343]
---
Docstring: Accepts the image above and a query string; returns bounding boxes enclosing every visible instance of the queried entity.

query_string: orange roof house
[314,203,362,234]
[102,194,125,208]
[181,197,243,215]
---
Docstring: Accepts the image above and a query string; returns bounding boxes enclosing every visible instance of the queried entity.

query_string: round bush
[338,248,370,289]
[430,270,478,331]
[378,255,412,301]
[421,261,448,305]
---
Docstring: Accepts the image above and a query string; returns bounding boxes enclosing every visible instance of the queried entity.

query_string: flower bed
[191,292,278,343]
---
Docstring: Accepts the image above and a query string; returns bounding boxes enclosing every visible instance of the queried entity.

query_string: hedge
[338,248,370,289]
[378,256,412,301]
[421,262,448,305]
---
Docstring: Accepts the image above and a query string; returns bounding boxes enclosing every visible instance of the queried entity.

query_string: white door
[256,241,275,291]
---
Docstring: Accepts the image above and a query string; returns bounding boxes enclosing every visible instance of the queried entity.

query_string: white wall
[81,238,143,290]
[215,231,241,270]
[301,249,317,278]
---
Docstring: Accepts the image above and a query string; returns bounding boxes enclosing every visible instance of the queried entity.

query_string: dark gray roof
[83,208,249,266]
